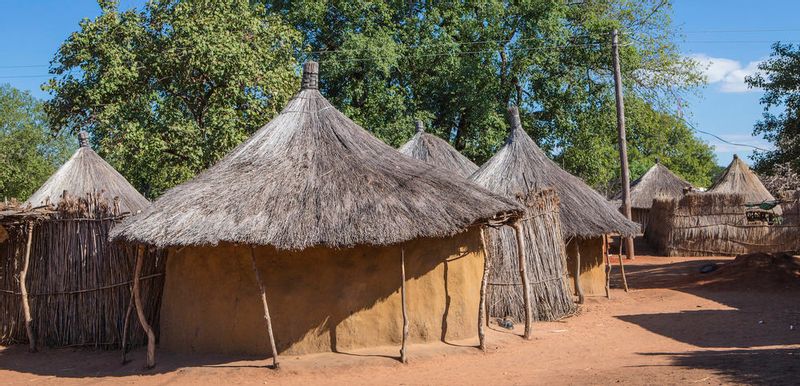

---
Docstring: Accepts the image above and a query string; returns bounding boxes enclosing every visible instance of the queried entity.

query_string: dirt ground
[2,249,799,385]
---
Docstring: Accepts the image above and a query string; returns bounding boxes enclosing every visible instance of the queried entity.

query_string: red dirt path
[2,253,799,385]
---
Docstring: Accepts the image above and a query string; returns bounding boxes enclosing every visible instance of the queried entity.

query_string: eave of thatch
[25,134,149,215]
[111,62,522,250]
[613,162,693,209]
[471,107,639,239]
[708,155,775,203]
[398,120,479,178]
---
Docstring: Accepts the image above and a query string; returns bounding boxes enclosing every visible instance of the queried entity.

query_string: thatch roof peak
[78,131,90,148]
[614,162,693,209]
[112,62,521,250]
[708,155,775,203]
[399,121,479,178]
[25,144,149,215]
[471,106,639,238]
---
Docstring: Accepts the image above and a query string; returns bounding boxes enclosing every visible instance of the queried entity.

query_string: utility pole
[612,29,635,261]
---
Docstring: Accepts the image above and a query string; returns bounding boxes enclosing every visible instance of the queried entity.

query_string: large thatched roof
[111,62,522,250]
[398,120,478,178]
[708,155,775,203]
[613,161,693,209]
[471,107,639,239]
[25,132,149,215]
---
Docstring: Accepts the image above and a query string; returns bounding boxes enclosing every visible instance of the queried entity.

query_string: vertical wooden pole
[20,221,36,353]
[249,247,279,369]
[133,245,156,368]
[617,236,630,292]
[612,28,636,261]
[512,222,532,340]
[400,248,409,363]
[604,236,612,299]
[121,284,135,363]
[478,228,490,351]
[573,241,585,304]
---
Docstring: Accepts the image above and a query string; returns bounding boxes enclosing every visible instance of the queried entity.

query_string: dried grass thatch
[111,62,522,250]
[471,107,638,239]
[613,161,693,209]
[0,194,165,348]
[646,191,800,256]
[709,155,775,204]
[484,189,576,322]
[398,120,479,178]
[25,132,150,215]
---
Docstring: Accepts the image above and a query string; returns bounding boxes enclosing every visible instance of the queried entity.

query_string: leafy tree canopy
[745,42,800,176]
[0,85,74,200]
[45,0,302,198]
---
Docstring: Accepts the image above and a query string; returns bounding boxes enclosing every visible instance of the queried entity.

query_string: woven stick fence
[0,193,165,349]
[485,189,576,322]
[646,191,800,256]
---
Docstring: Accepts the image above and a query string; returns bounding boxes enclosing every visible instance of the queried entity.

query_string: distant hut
[472,107,639,309]
[111,62,521,367]
[398,120,478,178]
[708,154,776,204]
[613,160,693,232]
[0,133,164,351]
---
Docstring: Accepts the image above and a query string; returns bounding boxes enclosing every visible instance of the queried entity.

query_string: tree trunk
[133,245,156,369]
[574,241,585,304]
[512,222,533,340]
[400,248,409,363]
[249,247,280,369]
[478,228,490,351]
[20,221,36,353]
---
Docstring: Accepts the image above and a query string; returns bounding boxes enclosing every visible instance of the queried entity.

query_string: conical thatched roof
[25,132,149,215]
[398,120,479,178]
[471,107,639,239]
[613,161,693,209]
[708,155,775,203]
[111,62,521,250]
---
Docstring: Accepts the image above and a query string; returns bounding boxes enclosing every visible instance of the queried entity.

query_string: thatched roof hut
[25,132,149,215]
[614,161,693,210]
[1,135,164,350]
[398,120,478,178]
[111,62,521,364]
[472,107,638,303]
[708,154,776,203]
[613,161,693,232]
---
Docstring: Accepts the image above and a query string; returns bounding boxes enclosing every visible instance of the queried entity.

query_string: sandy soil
[1,252,799,385]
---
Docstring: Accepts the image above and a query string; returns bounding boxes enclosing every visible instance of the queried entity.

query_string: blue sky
[1,1,798,166]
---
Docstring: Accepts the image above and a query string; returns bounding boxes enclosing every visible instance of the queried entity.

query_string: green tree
[263,0,710,188]
[745,42,800,174]
[0,85,74,200]
[45,0,302,198]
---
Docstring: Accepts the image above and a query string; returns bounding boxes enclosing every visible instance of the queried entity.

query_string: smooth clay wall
[565,237,607,297]
[159,228,484,356]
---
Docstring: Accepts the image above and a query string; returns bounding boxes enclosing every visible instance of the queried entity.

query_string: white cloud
[689,54,762,93]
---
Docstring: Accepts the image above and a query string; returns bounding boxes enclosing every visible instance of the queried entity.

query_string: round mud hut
[0,133,164,351]
[110,62,522,367]
[613,160,693,232]
[472,106,639,311]
[708,154,776,204]
[398,120,479,178]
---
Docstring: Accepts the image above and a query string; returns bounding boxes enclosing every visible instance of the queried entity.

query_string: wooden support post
[20,221,36,353]
[400,248,409,363]
[617,236,629,292]
[478,228,490,352]
[512,222,533,340]
[121,284,135,363]
[604,236,612,299]
[612,28,636,261]
[133,245,156,368]
[574,241,585,305]
[250,247,279,369]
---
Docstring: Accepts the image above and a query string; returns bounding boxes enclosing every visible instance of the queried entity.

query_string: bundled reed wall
[646,191,800,256]
[485,189,576,322]
[0,196,165,348]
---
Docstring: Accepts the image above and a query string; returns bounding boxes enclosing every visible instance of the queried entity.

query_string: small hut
[111,62,521,366]
[708,154,776,204]
[398,120,479,178]
[472,107,638,308]
[613,160,693,232]
[0,134,165,350]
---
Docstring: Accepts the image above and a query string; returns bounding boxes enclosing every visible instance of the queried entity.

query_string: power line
[680,118,770,152]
